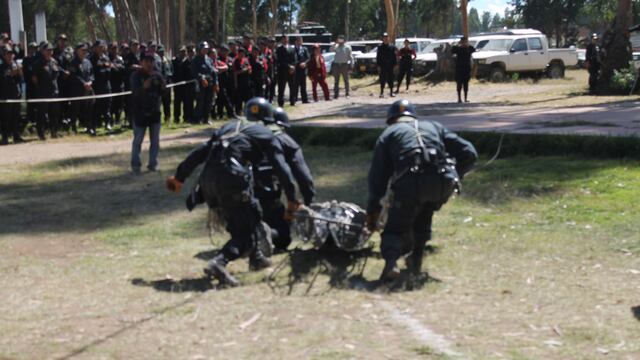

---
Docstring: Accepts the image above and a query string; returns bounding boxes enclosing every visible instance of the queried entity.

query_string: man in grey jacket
[332,35,353,99]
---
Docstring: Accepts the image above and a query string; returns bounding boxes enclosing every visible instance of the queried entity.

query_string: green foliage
[610,68,638,91]
[468,8,482,33]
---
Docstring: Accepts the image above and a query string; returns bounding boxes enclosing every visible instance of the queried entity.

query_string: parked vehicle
[354,37,435,74]
[413,38,481,76]
[472,29,578,82]
[321,50,363,73]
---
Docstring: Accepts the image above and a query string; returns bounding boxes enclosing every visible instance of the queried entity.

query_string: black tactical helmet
[386,99,417,123]
[273,107,291,128]
[198,41,210,50]
[245,97,274,123]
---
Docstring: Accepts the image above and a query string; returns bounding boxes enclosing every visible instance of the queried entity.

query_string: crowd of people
[0,32,350,146]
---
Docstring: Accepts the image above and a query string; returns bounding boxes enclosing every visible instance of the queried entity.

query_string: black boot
[379,259,400,282]
[204,256,239,287]
[249,222,274,271]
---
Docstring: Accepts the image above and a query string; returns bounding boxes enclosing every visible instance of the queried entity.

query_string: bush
[288,126,640,159]
[610,67,638,91]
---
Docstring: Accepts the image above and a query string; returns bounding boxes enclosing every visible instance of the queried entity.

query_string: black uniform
[172,54,187,123]
[586,43,601,91]
[22,54,38,130]
[0,59,23,143]
[451,45,476,101]
[182,55,196,123]
[264,48,276,103]
[232,56,252,114]
[130,69,166,126]
[292,44,309,104]
[215,55,236,119]
[276,44,295,107]
[90,52,113,132]
[376,43,397,96]
[109,52,126,123]
[254,126,316,250]
[67,56,94,132]
[123,51,140,125]
[159,54,172,120]
[250,55,265,98]
[174,120,298,265]
[53,47,72,127]
[191,54,217,124]
[368,117,477,274]
[32,56,64,139]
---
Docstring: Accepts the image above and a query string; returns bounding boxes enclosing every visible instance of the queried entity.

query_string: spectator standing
[332,35,353,99]
[191,41,217,124]
[308,44,330,102]
[0,44,24,144]
[376,32,398,99]
[249,46,265,98]
[157,44,173,123]
[130,52,166,174]
[396,39,416,94]
[275,35,295,107]
[292,36,310,104]
[109,42,126,125]
[171,46,188,123]
[90,40,113,134]
[67,43,94,134]
[32,42,64,140]
[451,36,476,103]
[232,47,252,114]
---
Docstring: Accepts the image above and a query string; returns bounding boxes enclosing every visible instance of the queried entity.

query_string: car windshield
[419,42,452,54]
[396,40,418,50]
[479,39,513,51]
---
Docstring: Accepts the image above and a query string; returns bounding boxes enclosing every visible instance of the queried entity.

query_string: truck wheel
[548,63,565,79]
[489,66,506,82]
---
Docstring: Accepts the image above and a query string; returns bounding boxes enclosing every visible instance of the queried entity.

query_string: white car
[472,29,578,82]
[354,37,435,74]
[413,38,483,76]
[322,51,363,74]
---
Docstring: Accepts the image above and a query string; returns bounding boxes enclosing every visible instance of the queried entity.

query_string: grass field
[1,144,640,359]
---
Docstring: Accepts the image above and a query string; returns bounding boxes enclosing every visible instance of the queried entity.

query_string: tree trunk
[87,14,97,42]
[221,0,227,42]
[252,0,258,41]
[461,0,468,38]
[394,0,401,37]
[599,0,633,89]
[384,0,395,41]
[270,0,278,37]
[345,0,350,40]
[178,0,186,45]
[213,0,220,43]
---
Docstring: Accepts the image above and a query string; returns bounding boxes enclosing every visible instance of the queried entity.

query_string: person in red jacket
[307,44,330,102]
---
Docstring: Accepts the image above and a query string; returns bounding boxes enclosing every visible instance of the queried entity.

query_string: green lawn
[0,145,639,359]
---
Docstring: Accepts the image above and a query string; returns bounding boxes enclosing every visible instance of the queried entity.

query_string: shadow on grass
[268,243,440,295]
[130,277,214,293]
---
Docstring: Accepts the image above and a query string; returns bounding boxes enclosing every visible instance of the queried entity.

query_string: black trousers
[184,84,195,123]
[194,86,214,124]
[380,174,437,273]
[93,97,113,130]
[71,98,93,131]
[162,88,171,121]
[252,80,264,98]
[397,64,413,90]
[234,83,252,115]
[111,91,124,123]
[277,69,294,107]
[292,70,308,103]
[173,86,185,123]
[379,66,395,94]
[259,197,290,250]
[589,64,600,91]
[216,83,235,118]
[36,102,60,138]
[266,74,276,102]
[0,103,21,141]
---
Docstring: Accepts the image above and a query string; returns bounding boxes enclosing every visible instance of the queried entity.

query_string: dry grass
[1,146,640,359]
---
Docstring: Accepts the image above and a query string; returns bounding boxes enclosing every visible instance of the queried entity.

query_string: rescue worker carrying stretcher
[165,97,300,287]
[365,99,478,282]
[253,107,316,252]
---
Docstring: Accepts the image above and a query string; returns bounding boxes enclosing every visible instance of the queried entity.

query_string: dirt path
[0,128,213,166]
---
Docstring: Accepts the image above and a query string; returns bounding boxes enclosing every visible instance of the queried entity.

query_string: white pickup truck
[472,29,578,82]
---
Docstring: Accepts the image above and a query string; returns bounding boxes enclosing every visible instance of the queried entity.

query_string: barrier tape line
[0,79,197,104]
